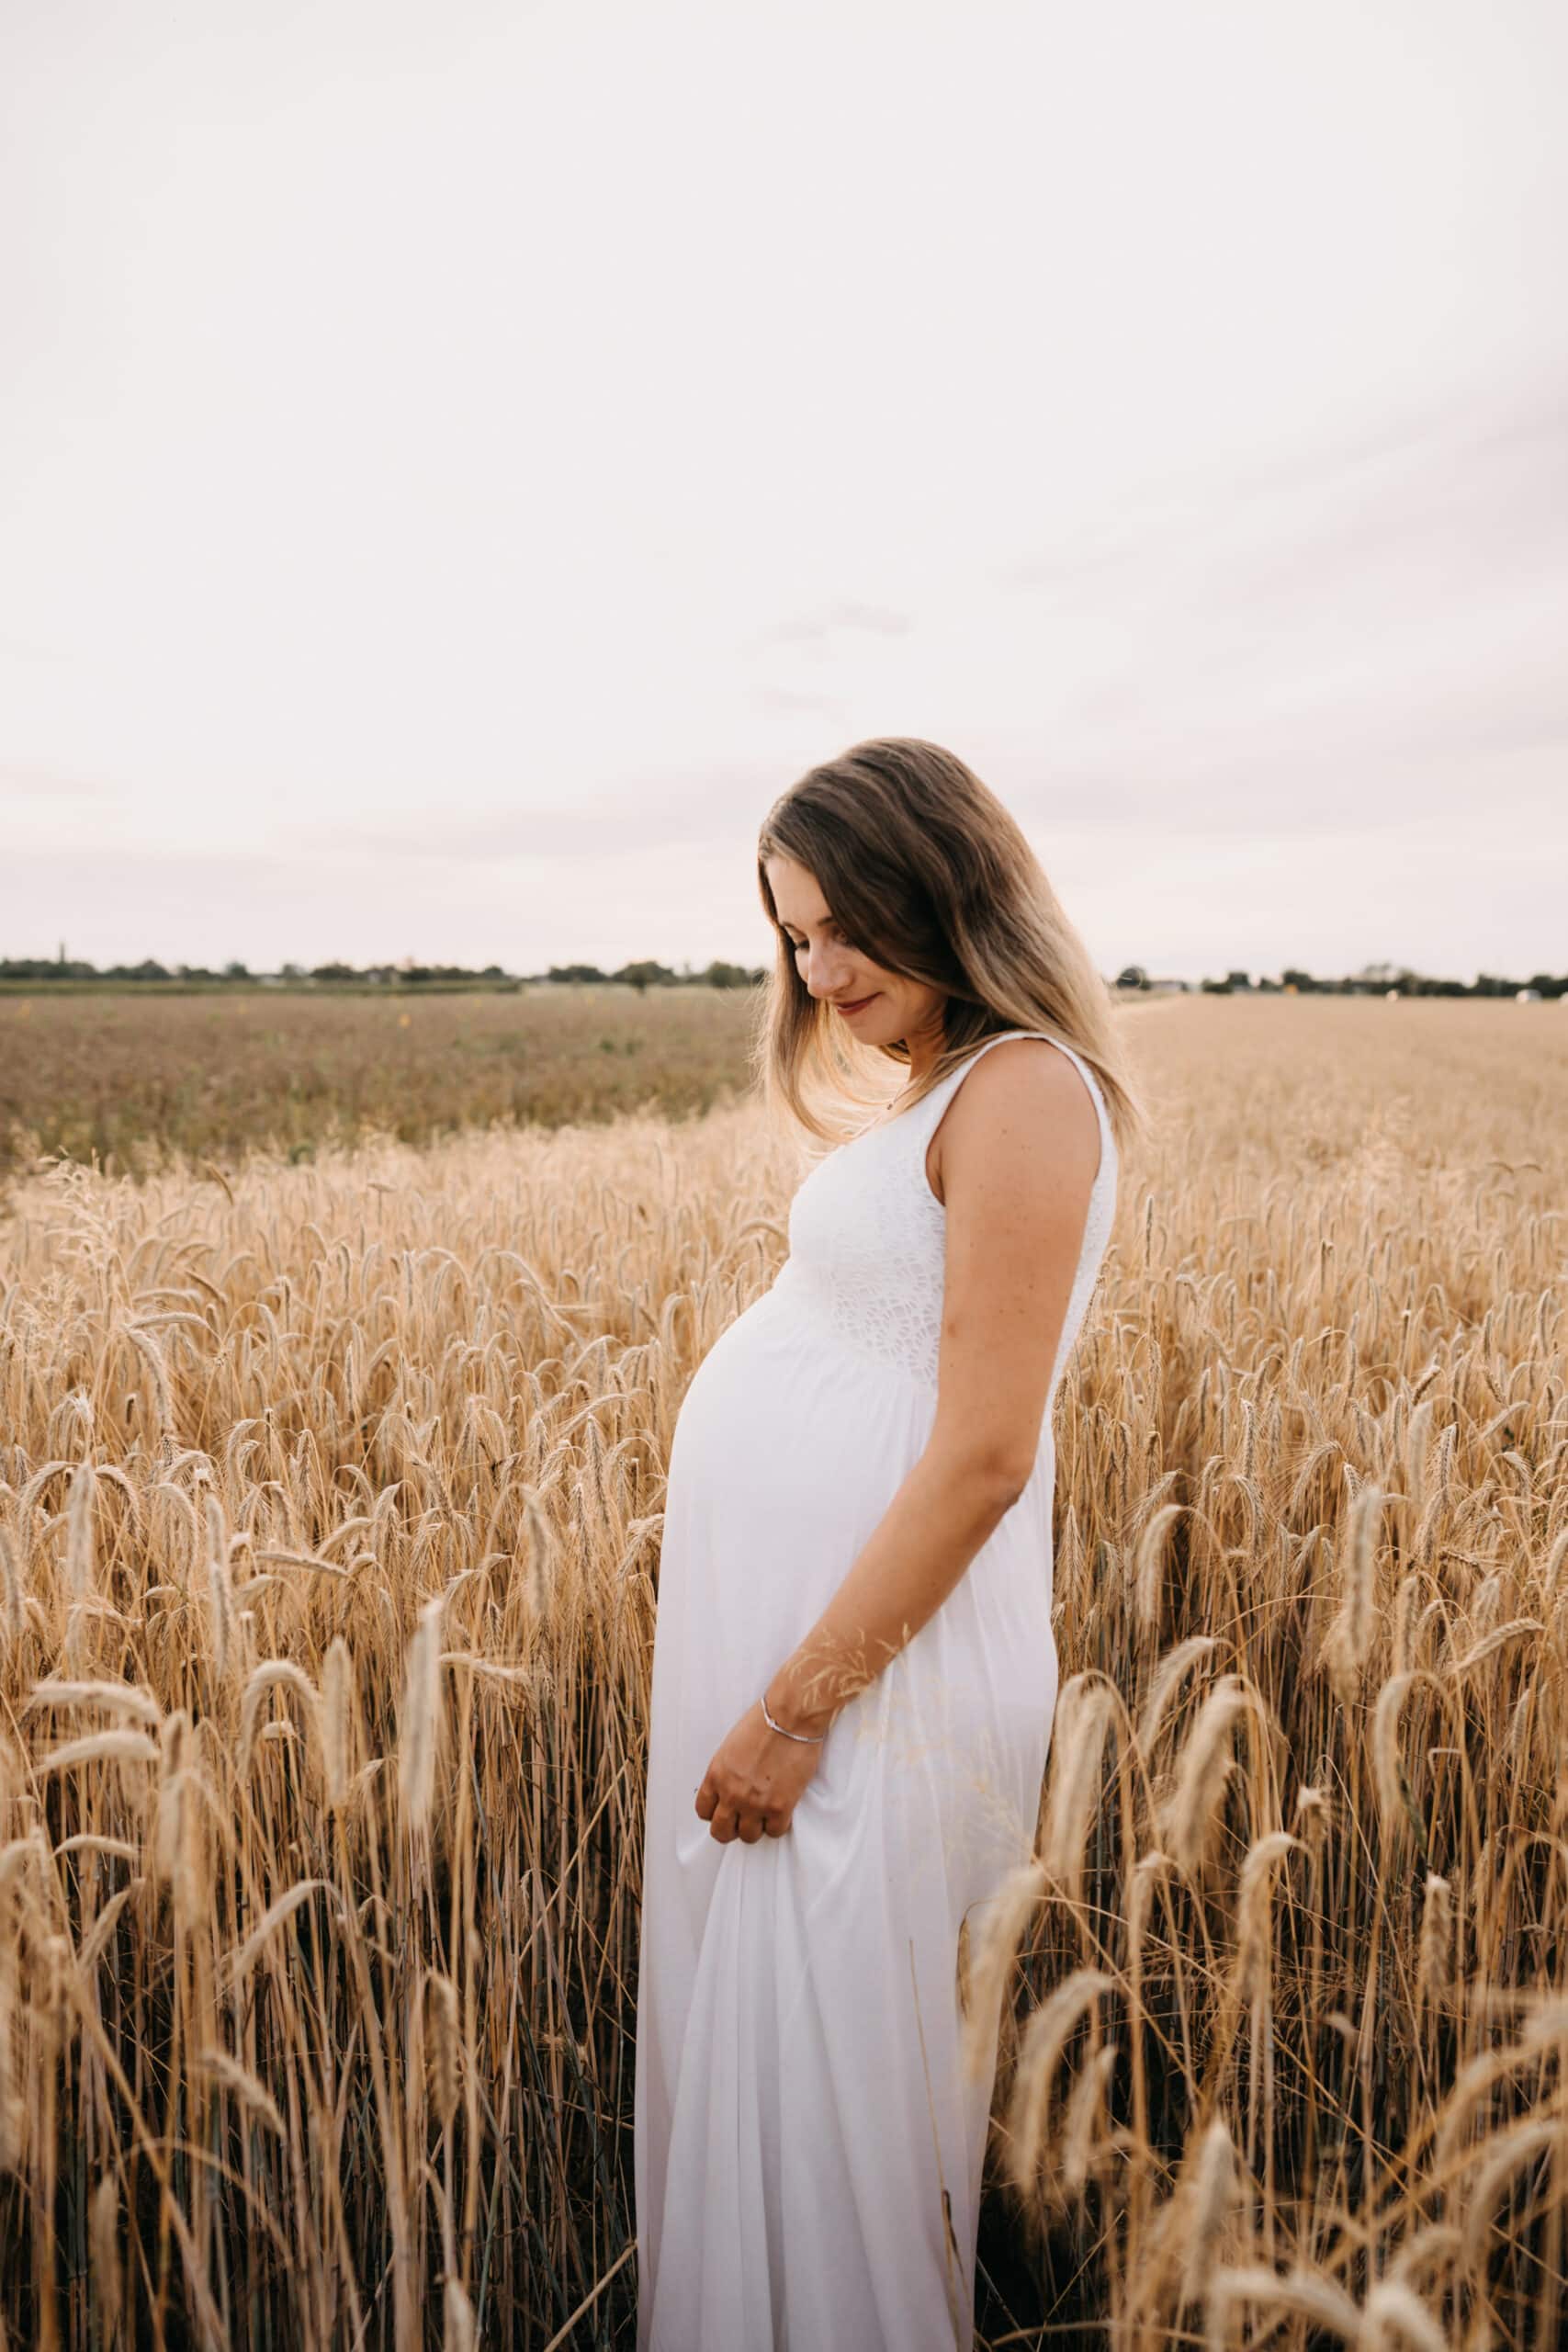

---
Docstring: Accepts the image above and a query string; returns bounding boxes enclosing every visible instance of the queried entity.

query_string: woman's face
[765,853,946,1054]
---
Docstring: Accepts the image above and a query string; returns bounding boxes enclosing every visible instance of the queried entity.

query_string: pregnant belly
[660,1282,1052,1702]
[651,1280,1060,1884]
[665,1285,939,1625]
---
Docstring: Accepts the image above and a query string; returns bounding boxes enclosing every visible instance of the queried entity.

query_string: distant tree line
[544,959,764,991]
[0,956,767,989]
[1113,963,1565,1000]
[3,955,1561,997]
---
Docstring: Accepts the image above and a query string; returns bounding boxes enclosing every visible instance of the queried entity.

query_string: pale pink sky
[3,0,1564,982]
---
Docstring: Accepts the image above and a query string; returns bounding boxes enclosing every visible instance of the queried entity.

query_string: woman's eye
[785,928,853,953]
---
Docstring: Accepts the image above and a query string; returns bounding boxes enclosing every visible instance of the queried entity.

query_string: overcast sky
[3,0,1563,983]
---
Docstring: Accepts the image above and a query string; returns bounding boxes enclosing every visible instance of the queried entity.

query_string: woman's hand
[694,1698,827,1843]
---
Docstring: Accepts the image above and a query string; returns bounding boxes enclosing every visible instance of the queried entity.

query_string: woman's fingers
[702,1798,782,1844]
[694,1772,795,1842]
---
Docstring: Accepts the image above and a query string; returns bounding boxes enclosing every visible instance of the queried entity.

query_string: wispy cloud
[300,759,782,863]
[1,763,112,801]
[748,684,853,718]
[983,368,1568,852]
[0,634,75,667]
[998,373,1568,610]
[749,601,914,650]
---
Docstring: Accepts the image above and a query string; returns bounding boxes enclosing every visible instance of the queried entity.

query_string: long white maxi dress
[634,1028,1118,2351]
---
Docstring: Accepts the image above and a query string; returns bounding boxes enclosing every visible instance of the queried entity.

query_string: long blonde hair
[752,736,1147,1154]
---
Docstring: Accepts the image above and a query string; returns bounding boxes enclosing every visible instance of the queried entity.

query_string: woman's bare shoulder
[928,1036,1100,1206]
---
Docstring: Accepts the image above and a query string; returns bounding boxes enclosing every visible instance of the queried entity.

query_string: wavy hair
[752,737,1147,1155]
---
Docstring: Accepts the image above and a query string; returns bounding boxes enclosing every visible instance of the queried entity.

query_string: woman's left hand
[694,1700,827,1843]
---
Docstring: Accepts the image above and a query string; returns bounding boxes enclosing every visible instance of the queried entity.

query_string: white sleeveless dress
[634,1029,1119,2351]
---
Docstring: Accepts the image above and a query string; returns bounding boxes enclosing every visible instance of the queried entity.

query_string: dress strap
[906,1028,1112,1182]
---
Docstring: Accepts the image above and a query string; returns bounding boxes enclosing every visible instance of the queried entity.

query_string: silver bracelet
[761,1687,826,1743]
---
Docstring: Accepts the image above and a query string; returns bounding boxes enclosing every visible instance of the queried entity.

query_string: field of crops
[1,992,1563,2347]
[0,984,758,1181]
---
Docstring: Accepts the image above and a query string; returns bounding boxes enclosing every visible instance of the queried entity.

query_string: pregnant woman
[634,737,1143,2350]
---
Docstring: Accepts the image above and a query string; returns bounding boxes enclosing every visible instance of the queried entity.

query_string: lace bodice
[770,1029,1118,1411]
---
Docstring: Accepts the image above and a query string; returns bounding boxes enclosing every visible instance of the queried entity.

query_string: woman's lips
[835,993,878,1014]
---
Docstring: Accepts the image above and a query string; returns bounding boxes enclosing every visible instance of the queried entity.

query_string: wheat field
[0,983,758,1180]
[1,993,1563,2348]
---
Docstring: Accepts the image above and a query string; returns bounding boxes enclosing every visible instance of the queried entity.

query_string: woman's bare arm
[762,1039,1100,1736]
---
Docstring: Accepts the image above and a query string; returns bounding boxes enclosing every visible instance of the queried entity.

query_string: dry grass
[0,994,1563,2347]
